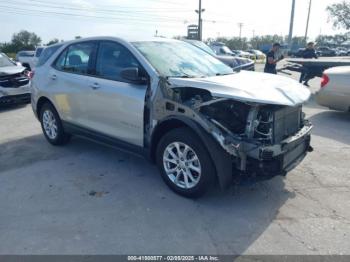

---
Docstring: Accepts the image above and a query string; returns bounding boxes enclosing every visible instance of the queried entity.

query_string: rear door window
[37,45,62,67]
[54,42,97,75]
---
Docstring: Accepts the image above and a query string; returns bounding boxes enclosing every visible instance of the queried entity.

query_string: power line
[13,0,190,11]
[0,5,193,25]
[0,3,191,23]
[0,8,189,29]
[0,0,192,18]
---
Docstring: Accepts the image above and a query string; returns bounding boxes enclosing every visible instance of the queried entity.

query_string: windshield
[0,53,16,67]
[133,41,233,78]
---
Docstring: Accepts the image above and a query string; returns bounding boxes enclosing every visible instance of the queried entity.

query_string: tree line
[0,30,80,54]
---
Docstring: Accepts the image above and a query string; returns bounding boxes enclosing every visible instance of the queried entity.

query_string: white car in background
[316,66,350,112]
[15,50,35,70]
[15,47,44,71]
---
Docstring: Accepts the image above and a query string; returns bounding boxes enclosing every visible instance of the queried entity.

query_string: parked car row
[291,46,350,58]
[184,39,255,71]
[209,42,266,61]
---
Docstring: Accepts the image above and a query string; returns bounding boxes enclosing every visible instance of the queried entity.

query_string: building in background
[187,25,199,40]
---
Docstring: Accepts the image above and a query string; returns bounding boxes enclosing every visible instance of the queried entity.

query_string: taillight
[321,74,329,88]
[24,70,35,79]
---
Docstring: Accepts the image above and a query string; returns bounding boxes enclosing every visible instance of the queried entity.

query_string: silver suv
[31,37,313,197]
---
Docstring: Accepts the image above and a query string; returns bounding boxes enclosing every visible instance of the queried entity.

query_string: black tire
[156,127,216,198]
[39,102,71,146]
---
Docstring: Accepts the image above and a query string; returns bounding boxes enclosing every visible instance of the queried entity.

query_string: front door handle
[51,74,57,80]
[90,83,100,90]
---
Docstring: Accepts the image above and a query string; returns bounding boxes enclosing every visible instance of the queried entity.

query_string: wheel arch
[150,116,234,189]
[36,96,55,118]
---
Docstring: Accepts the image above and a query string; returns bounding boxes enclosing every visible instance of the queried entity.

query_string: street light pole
[238,23,243,39]
[198,0,202,40]
[195,0,205,40]
[288,0,296,49]
[304,0,312,44]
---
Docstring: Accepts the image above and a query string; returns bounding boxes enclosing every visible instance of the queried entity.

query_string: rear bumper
[316,90,350,112]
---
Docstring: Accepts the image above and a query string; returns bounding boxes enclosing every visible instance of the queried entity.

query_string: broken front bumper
[237,123,313,181]
[0,82,31,105]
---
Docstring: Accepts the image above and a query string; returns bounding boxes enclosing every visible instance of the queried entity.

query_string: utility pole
[238,23,243,39]
[304,0,312,44]
[195,0,205,41]
[288,0,296,49]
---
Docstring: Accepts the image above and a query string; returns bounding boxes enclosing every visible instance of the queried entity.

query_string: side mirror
[120,67,147,84]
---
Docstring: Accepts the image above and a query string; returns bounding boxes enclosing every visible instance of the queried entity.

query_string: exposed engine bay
[170,86,307,145]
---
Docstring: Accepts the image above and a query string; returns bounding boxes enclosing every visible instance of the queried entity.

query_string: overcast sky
[0,0,347,43]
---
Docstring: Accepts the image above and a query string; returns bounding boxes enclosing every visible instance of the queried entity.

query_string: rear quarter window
[37,45,63,67]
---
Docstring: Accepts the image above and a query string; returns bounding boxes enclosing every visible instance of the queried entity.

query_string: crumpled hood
[168,71,311,106]
[0,65,26,76]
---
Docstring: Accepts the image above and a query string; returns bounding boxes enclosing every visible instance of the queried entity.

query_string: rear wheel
[40,103,70,145]
[156,127,216,198]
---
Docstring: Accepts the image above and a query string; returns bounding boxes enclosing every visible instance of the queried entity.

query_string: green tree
[327,0,350,30]
[316,34,348,46]
[249,35,284,50]
[46,38,59,46]
[11,30,41,51]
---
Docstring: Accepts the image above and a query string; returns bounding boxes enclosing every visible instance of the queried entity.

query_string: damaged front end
[148,76,313,186]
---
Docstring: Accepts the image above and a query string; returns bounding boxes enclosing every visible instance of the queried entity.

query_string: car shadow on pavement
[0,103,28,113]
[308,110,350,145]
[0,134,294,254]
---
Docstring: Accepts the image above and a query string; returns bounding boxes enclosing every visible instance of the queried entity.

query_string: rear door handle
[90,83,100,90]
[51,74,57,80]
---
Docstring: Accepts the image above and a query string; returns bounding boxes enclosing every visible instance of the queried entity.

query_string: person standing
[264,43,283,74]
[299,42,318,86]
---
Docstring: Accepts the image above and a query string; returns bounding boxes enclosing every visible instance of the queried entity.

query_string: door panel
[78,41,147,146]
[83,77,146,146]
[48,41,98,125]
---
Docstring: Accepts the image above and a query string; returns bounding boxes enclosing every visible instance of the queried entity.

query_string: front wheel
[156,127,216,198]
[40,103,70,146]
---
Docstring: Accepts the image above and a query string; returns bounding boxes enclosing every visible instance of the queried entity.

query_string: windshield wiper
[167,74,203,79]
[215,73,234,76]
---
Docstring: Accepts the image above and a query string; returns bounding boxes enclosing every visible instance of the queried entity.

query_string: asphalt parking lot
[0,63,349,255]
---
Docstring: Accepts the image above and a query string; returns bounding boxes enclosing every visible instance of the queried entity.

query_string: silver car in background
[316,66,350,112]
[0,52,31,105]
[31,37,313,197]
